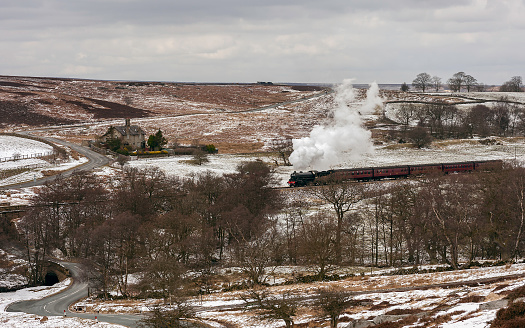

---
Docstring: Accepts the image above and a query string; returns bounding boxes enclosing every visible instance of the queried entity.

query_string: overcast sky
[1,0,524,84]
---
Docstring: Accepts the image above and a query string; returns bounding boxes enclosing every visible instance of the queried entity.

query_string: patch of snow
[127,154,250,178]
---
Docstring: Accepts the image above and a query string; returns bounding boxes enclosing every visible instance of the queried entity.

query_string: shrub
[116,148,129,156]
[507,286,525,302]
[204,144,217,153]
[458,295,485,303]
[493,318,525,328]
[491,302,525,327]
[373,315,419,328]
[130,150,168,156]
[385,308,422,315]
[407,127,432,148]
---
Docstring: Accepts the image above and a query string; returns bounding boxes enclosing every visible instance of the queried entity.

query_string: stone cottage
[100,118,146,149]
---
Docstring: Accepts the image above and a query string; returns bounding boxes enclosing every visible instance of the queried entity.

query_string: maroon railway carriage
[442,162,475,174]
[409,163,443,176]
[330,168,374,181]
[373,166,410,179]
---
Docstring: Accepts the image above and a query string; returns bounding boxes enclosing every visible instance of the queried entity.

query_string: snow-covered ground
[127,154,247,178]
[0,279,124,327]
[2,262,520,327]
[348,137,525,168]
[0,136,53,159]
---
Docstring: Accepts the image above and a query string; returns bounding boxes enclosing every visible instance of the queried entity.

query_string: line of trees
[391,100,525,143]
[500,76,524,92]
[411,72,523,93]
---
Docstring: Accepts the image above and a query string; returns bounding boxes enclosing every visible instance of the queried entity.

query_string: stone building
[99,118,146,149]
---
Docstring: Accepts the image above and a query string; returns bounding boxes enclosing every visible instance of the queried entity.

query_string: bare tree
[394,103,417,133]
[448,72,466,92]
[493,101,511,136]
[431,76,442,92]
[464,74,478,92]
[423,175,481,269]
[500,76,523,92]
[316,287,354,328]
[412,73,432,92]
[308,180,365,263]
[243,288,298,328]
[407,126,432,148]
[235,224,282,286]
[191,149,209,165]
[270,136,293,166]
[298,212,338,278]
[137,300,196,328]
[219,161,282,242]
[283,198,308,264]
[116,154,129,169]
[464,104,492,137]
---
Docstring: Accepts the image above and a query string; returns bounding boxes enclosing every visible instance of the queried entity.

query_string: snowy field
[195,264,525,327]
[0,279,124,328]
[0,136,53,159]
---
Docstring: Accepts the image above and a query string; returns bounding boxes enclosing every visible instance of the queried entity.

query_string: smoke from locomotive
[289,80,383,171]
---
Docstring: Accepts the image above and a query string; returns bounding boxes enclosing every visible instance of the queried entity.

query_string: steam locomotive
[287,160,503,187]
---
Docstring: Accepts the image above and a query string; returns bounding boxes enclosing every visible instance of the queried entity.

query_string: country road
[7,261,144,327]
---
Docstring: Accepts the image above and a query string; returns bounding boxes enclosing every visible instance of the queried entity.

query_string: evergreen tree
[147,129,167,150]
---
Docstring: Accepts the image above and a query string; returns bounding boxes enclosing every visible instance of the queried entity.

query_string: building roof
[114,125,145,136]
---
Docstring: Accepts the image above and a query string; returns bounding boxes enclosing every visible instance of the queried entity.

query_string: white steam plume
[289,80,383,171]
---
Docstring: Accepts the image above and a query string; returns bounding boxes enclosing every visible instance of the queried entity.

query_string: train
[287,160,503,187]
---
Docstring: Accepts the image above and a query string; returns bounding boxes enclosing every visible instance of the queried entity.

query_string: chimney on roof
[125,118,130,127]
[125,118,130,135]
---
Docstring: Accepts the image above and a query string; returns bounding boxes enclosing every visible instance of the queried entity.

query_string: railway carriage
[373,166,410,179]
[332,168,374,181]
[409,163,443,176]
[442,162,475,174]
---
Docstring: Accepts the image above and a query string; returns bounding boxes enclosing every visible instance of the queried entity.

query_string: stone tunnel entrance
[44,271,60,286]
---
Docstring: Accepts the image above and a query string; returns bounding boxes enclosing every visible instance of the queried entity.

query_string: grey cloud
[0,0,523,84]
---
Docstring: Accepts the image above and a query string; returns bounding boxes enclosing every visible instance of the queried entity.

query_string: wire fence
[0,151,55,163]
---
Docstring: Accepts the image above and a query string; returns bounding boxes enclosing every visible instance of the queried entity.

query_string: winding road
[7,261,143,327]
